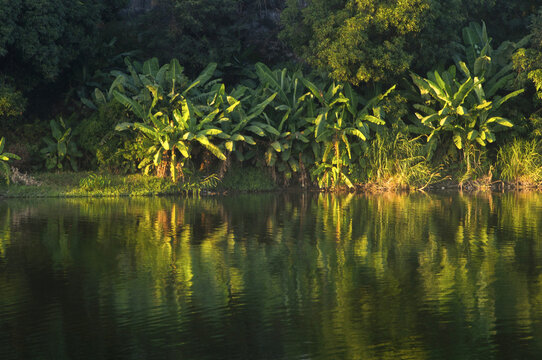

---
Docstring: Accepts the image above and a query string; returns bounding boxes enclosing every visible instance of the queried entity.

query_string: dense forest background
[2,0,542,189]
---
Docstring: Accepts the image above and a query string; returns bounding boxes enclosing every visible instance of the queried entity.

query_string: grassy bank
[2,165,542,199]
[0,171,221,198]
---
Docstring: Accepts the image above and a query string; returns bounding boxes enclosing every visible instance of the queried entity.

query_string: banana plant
[0,137,20,184]
[453,22,530,98]
[113,58,226,181]
[40,118,82,171]
[208,83,276,163]
[252,63,315,183]
[305,79,395,188]
[116,98,226,182]
[411,64,523,172]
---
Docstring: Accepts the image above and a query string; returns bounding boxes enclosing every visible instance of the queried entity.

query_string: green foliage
[411,63,522,173]
[0,0,127,88]
[281,0,432,84]
[513,9,542,112]
[113,58,227,182]
[251,63,314,185]
[115,0,285,77]
[496,138,542,184]
[280,1,542,85]
[219,165,277,191]
[360,126,437,189]
[0,137,21,184]
[76,102,129,169]
[308,80,395,188]
[40,118,82,171]
[0,84,26,119]
[78,172,112,191]
[96,138,144,175]
[0,172,220,197]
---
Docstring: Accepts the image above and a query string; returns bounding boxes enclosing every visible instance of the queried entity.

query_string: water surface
[1,193,542,359]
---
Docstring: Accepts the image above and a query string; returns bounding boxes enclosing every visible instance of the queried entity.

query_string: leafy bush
[0,137,21,184]
[77,102,129,169]
[219,165,276,192]
[79,173,112,191]
[0,84,26,118]
[40,118,82,171]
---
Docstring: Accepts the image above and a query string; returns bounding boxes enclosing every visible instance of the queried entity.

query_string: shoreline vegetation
[1,167,541,199]
[3,3,542,196]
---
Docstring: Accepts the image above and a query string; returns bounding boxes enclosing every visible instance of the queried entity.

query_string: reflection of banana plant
[411,65,523,172]
[114,58,226,182]
[306,80,395,188]
[40,118,82,171]
[0,137,20,184]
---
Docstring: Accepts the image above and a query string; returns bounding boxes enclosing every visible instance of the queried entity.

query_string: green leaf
[3,153,20,161]
[421,113,440,125]
[302,78,325,104]
[486,131,496,143]
[80,97,97,110]
[243,135,256,145]
[341,134,351,159]
[113,91,145,120]
[173,109,188,129]
[225,141,234,152]
[493,89,524,111]
[453,134,462,149]
[315,114,326,138]
[51,120,62,140]
[246,125,266,137]
[115,122,133,131]
[271,141,282,153]
[363,115,385,125]
[440,116,451,126]
[200,128,223,137]
[458,62,471,77]
[246,93,277,122]
[196,135,226,160]
[192,63,217,88]
[58,142,67,157]
[467,130,479,141]
[160,139,171,151]
[133,123,158,138]
[452,77,474,108]
[486,117,513,127]
[230,134,246,142]
[177,141,189,158]
[255,63,289,104]
[154,150,162,165]
[347,129,366,141]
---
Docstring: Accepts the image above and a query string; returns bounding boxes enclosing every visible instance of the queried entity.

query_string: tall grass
[496,138,542,186]
[361,129,438,190]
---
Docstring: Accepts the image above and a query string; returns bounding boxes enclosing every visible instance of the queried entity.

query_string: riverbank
[0,172,211,198]
[1,167,541,199]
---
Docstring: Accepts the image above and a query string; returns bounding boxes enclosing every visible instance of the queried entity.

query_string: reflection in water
[1,193,542,359]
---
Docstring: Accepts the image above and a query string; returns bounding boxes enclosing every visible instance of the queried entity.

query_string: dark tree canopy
[117,0,286,76]
[0,0,127,88]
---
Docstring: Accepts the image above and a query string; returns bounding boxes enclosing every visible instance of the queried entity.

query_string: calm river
[1,193,542,359]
